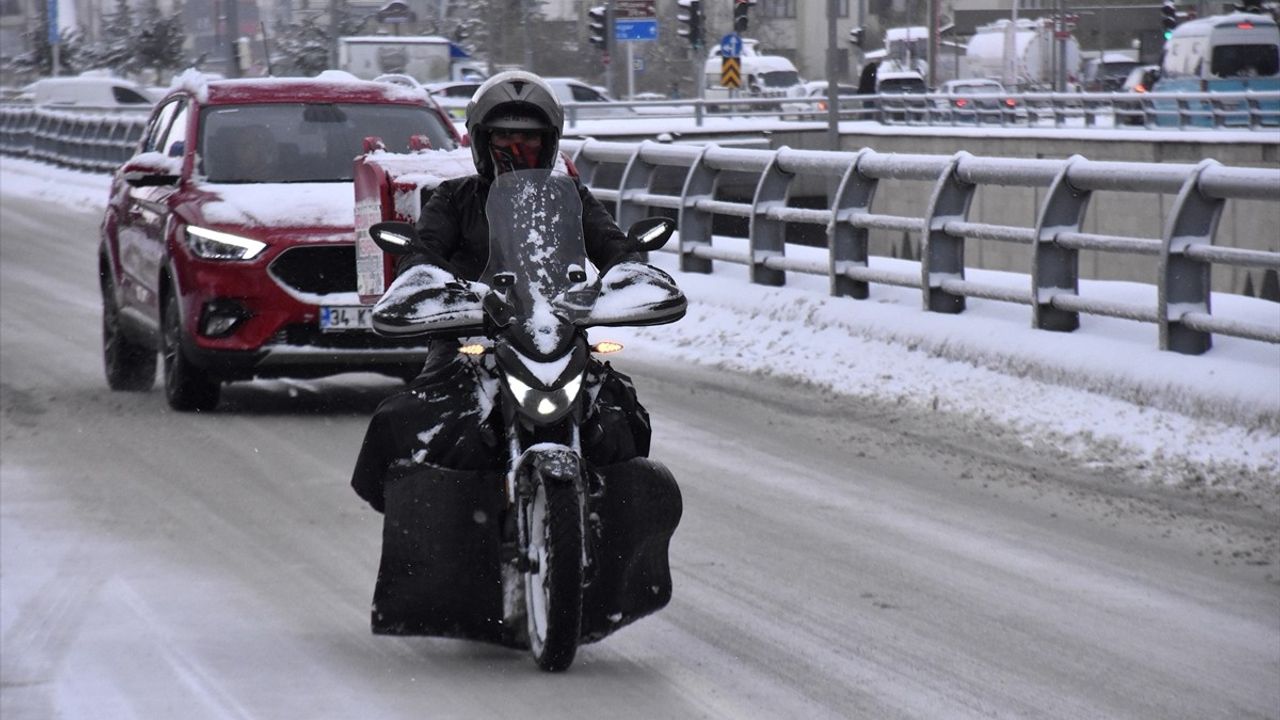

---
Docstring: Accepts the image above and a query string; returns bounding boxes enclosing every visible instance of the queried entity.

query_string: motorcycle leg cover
[580,458,683,642]
[372,463,515,645]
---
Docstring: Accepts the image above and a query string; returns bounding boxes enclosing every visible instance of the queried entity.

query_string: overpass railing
[3,107,1276,356]
[0,104,147,172]
[562,138,1280,356]
[570,90,1280,131]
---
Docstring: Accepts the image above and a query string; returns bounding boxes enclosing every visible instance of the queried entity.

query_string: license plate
[320,306,372,332]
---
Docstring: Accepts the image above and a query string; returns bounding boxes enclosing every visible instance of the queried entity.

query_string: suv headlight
[182,225,267,261]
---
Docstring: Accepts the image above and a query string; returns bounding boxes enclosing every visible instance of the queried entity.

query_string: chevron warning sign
[720,57,742,89]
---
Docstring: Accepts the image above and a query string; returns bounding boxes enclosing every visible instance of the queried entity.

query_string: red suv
[99,72,462,411]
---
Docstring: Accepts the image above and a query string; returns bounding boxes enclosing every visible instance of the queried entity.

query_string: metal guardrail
[562,138,1280,356]
[2,106,1276,355]
[566,90,1280,131]
[0,105,147,172]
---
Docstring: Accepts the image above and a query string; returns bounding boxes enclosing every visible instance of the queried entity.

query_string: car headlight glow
[183,225,267,261]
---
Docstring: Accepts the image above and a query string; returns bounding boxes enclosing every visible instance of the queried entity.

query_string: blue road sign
[47,0,59,44]
[720,32,743,58]
[616,18,659,41]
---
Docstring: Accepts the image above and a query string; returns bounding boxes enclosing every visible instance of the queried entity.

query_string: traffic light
[588,5,608,51]
[734,0,750,33]
[677,0,703,49]
[1161,0,1178,39]
[849,25,865,47]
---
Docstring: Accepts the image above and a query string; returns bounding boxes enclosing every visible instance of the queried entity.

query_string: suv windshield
[199,103,454,183]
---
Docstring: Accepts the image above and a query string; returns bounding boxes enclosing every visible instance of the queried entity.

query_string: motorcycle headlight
[182,225,267,261]
[505,371,585,418]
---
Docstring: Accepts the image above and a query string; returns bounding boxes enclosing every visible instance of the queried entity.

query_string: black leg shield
[581,458,683,643]
[372,463,514,645]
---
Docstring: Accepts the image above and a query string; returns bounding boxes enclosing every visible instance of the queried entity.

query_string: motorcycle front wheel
[524,476,584,672]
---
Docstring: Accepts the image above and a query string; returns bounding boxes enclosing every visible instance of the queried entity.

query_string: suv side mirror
[627,217,675,253]
[368,221,418,255]
[121,151,179,187]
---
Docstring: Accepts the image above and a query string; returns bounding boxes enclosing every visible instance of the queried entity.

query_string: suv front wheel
[102,273,157,391]
[162,292,221,412]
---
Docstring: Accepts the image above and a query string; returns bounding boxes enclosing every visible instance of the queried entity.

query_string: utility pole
[826,0,838,151]
[928,0,938,88]
[522,0,534,71]
[227,0,241,78]
[328,0,341,71]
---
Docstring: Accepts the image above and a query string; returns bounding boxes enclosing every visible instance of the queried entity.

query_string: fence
[0,104,147,172]
[566,90,1280,131]
[2,105,1276,356]
[561,138,1280,356]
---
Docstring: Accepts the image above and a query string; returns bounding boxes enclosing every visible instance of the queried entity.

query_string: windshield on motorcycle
[482,169,595,358]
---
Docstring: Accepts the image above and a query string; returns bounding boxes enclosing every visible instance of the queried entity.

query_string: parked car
[1082,55,1143,93]
[937,78,1023,124]
[541,77,638,120]
[424,80,481,121]
[781,80,860,119]
[99,73,463,410]
[1116,64,1160,125]
[875,70,929,122]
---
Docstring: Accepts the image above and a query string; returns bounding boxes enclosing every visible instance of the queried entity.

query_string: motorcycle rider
[350,71,682,646]
[351,71,649,510]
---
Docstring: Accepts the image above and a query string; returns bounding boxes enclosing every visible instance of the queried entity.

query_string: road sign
[721,57,742,89]
[720,32,743,58]
[614,0,656,18]
[47,0,58,44]
[615,18,659,41]
[633,57,645,71]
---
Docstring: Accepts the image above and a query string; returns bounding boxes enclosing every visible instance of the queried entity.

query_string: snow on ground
[3,156,1277,501]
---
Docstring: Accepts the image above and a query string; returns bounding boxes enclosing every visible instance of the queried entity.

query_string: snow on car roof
[165,69,430,105]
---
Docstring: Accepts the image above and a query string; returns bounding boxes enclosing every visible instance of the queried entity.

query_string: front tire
[524,478,584,672]
[161,292,220,412]
[102,275,156,391]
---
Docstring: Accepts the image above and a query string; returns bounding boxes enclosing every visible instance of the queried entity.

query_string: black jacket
[406,174,634,279]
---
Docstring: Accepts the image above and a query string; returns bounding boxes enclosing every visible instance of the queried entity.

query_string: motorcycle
[365,168,686,671]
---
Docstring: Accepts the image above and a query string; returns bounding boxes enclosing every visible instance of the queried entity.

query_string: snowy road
[2,189,1278,719]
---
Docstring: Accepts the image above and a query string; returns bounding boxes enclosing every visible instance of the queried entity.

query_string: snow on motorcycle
[364,168,686,671]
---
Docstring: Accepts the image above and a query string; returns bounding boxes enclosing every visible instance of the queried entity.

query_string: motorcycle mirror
[482,291,514,328]
[627,217,675,253]
[368,221,418,255]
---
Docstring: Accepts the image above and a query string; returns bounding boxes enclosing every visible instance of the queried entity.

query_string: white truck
[337,36,487,85]
[704,38,805,109]
[963,18,1081,91]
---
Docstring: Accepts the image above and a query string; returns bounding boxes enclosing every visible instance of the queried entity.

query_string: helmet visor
[486,110,550,131]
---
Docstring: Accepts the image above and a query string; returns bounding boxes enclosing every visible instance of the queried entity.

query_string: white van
[704,46,805,110]
[1152,12,1279,126]
[27,75,157,110]
[1158,12,1279,83]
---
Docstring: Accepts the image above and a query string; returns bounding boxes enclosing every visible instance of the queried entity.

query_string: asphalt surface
[2,191,1277,719]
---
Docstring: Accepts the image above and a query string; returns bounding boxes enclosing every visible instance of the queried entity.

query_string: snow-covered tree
[271,16,333,77]
[5,2,88,77]
[83,0,143,77]
[135,0,188,83]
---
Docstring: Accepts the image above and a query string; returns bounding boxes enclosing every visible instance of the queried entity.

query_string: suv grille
[269,324,431,350]
[270,245,357,295]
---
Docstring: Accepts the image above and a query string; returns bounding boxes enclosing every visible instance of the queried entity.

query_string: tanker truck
[963,18,1081,91]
